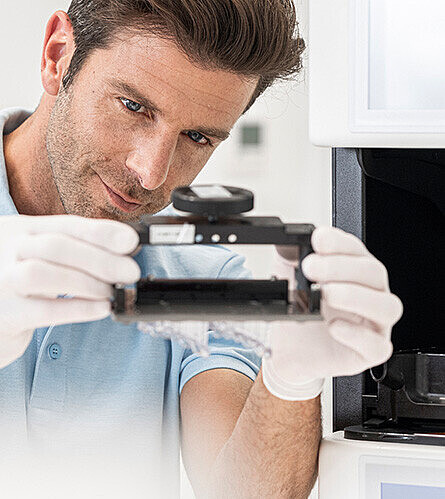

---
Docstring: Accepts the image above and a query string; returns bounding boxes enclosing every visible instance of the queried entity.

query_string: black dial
[171,185,254,219]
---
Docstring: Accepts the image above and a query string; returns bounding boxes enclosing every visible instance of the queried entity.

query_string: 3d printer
[310,2,445,495]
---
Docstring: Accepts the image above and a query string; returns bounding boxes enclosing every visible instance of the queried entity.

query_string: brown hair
[64,0,305,111]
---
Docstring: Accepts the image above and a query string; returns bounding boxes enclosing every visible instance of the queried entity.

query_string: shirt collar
[0,108,33,216]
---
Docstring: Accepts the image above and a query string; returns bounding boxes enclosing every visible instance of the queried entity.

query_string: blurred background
[0,1,331,497]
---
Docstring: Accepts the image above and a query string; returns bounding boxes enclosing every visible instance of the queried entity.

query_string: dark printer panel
[360,149,444,354]
[333,148,445,445]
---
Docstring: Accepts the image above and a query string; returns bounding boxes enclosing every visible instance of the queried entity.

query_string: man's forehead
[100,33,258,122]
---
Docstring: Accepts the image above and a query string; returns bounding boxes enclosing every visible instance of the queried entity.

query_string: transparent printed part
[137,320,272,357]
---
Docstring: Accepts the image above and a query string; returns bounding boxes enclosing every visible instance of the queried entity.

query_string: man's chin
[86,202,168,222]
[92,207,142,222]
[60,189,169,221]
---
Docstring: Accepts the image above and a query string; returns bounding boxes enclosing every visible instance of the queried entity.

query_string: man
[0,1,403,497]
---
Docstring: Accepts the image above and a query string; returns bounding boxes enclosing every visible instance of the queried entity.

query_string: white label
[191,186,232,199]
[149,224,196,245]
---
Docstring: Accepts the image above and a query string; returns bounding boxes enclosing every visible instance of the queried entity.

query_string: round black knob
[172,185,254,218]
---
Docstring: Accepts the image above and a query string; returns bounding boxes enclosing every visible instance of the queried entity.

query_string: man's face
[46,33,257,221]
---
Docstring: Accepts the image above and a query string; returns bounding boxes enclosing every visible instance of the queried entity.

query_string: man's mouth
[98,176,143,213]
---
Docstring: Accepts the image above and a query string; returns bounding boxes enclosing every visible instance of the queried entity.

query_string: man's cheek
[93,120,125,149]
[86,125,130,169]
[174,156,207,186]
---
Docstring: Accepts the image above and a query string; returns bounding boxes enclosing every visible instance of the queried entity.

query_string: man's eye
[187,130,209,145]
[120,98,144,113]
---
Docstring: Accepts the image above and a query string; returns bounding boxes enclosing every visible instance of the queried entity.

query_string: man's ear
[41,11,75,97]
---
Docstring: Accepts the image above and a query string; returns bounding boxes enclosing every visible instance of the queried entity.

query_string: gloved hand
[0,215,141,369]
[262,227,403,401]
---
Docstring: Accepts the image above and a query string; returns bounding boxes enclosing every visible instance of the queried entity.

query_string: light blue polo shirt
[0,108,260,497]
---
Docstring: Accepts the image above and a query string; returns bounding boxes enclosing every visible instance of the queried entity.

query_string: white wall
[1,1,332,497]
[0,1,71,110]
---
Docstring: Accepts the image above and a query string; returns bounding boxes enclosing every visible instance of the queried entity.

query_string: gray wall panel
[332,148,365,431]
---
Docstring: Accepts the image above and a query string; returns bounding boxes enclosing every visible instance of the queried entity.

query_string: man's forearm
[206,369,321,499]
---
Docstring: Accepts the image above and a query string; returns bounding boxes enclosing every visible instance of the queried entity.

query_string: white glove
[262,227,403,401]
[0,215,141,369]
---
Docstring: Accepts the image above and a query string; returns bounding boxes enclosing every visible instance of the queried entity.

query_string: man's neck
[3,105,66,216]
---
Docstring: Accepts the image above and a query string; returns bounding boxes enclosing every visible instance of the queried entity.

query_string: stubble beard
[46,88,104,219]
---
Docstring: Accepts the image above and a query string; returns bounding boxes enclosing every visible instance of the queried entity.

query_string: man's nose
[126,132,177,191]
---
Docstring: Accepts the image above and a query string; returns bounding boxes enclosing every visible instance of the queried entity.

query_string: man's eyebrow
[194,127,231,141]
[108,78,231,141]
[108,79,162,115]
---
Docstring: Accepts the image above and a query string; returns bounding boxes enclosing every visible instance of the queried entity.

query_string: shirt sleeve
[179,252,262,393]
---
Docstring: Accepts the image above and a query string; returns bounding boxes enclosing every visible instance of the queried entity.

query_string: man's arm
[180,368,321,498]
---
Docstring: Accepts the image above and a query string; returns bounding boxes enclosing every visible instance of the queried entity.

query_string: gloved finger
[15,233,141,284]
[17,215,140,255]
[302,254,389,291]
[268,322,383,379]
[11,259,113,300]
[323,283,404,327]
[312,227,369,256]
[328,319,393,366]
[321,301,372,326]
